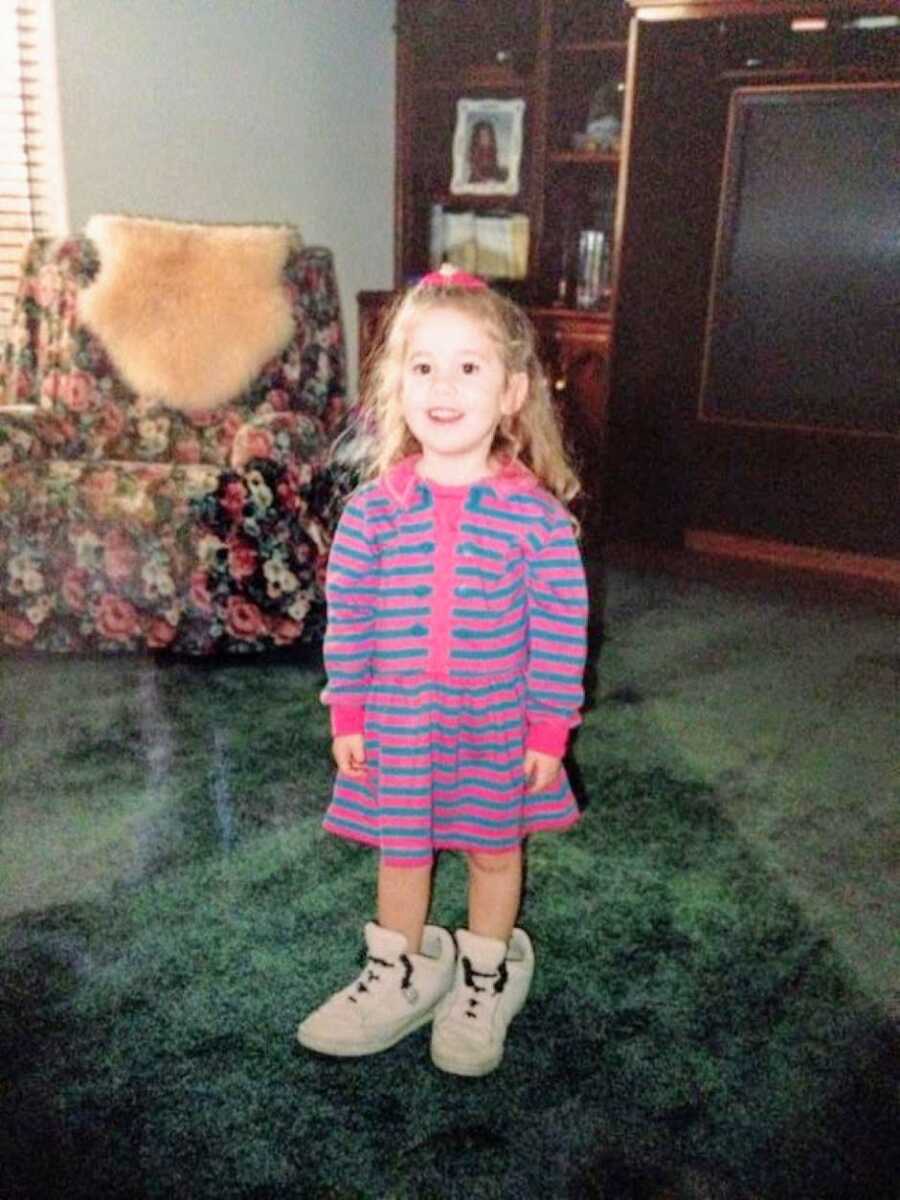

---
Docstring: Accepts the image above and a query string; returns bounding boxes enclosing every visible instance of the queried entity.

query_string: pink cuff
[330,704,366,736]
[525,721,570,758]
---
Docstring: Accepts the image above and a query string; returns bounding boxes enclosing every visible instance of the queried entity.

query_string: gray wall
[54,0,396,392]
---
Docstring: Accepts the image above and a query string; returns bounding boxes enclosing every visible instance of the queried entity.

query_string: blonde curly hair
[347,280,581,507]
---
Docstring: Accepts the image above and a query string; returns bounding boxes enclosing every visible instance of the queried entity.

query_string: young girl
[297,264,588,1076]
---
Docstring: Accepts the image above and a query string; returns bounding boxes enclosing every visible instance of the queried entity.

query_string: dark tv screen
[699,83,899,436]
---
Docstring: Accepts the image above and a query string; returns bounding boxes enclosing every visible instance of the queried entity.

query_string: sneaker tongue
[455,929,507,971]
[364,922,409,959]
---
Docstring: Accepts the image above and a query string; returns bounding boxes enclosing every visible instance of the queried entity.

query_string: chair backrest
[0,236,347,464]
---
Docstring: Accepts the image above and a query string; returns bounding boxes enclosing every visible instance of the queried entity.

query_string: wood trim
[608,11,639,339]
[696,414,900,441]
[685,529,900,587]
[393,16,414,287]
[527,0,554,282]
[629,0,900,18]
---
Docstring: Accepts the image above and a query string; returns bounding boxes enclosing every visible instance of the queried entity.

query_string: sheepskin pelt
[78,215,300,413]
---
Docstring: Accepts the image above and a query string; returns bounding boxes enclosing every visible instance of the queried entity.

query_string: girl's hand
[333,733,366,778]
[524,749,562,795]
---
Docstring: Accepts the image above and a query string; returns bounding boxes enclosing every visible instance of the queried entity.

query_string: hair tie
[419,262,488,290]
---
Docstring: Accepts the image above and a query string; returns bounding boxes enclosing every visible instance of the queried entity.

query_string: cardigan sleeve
[523,505,588,756]
[320,491,378,733]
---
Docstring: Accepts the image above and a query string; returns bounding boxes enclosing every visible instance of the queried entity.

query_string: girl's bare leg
[377,858,433,954]
[466,847,523,944]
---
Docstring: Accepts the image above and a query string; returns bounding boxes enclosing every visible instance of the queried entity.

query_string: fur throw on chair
[79,215,300,413]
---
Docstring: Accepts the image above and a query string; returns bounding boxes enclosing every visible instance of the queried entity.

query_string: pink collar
[382,455,540,507]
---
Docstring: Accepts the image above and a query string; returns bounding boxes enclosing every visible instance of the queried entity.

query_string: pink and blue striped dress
[321,455,589,868]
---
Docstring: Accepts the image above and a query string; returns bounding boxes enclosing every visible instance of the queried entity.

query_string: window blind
[0,0,68,339]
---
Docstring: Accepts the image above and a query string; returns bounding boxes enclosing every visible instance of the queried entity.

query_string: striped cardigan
[322,456,589,757]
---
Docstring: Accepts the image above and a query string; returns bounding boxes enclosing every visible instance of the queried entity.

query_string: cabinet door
[532,310,611,656]
[540,1,627,305]
[357,290,395,386]
[610,13,900,558]
[531,312,611,546]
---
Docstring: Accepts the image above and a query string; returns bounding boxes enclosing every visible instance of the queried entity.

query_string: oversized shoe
[297,921,456,1057]
[431,927,534,1077]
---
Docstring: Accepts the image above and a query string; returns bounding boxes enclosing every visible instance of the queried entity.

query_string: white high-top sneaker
[297,922,456,1057]
[430,927,534,1077]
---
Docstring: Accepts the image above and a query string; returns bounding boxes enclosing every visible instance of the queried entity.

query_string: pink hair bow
[419,262,488,290]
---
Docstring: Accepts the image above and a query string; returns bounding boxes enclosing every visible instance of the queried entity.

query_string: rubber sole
[296,1007,436,1057]
[430,1044,502,1077]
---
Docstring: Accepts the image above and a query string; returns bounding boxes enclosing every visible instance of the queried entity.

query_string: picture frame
[450,98,525,197]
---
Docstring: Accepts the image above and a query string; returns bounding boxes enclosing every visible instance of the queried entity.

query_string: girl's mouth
[427,407,463,423]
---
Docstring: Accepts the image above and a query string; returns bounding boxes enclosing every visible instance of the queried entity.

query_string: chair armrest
[281,246,348,437]
[0,409,48,465]
[230,409,328,470]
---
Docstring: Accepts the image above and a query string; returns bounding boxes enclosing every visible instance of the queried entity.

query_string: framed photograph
[450,98,525,197]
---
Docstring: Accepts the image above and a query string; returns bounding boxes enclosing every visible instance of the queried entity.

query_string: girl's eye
[461,361,478,375]
[411,362,430,375]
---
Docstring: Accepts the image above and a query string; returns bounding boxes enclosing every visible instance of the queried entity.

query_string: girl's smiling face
[401,305,526,486]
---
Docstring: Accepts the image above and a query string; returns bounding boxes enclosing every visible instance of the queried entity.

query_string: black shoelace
[461,956,508,1021]
[347,952,414,1004]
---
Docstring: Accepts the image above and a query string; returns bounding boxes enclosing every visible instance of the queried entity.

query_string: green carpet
[1,632,898,1197]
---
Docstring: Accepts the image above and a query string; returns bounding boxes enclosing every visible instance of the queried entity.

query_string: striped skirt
[323,675,580,868]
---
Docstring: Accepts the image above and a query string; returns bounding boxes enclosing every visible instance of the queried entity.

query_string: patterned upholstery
[0,235,348,653]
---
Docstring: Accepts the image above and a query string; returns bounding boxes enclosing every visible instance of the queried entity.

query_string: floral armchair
[0,225,348,654]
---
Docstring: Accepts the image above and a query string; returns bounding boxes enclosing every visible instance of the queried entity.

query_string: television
[698,82,899,437]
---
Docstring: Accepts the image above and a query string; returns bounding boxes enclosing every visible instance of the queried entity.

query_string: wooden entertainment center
[361,0,899,573]
[360,0,628,556]
[610,0,899,570]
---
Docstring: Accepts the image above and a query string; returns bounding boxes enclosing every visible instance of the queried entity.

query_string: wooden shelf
[550,151,621,166]
[528,304,613,323]
[416,65,533,92]
[720,64,900,82]
[427,193,528,211]
[418,79,532,95]
[556,40,628,54]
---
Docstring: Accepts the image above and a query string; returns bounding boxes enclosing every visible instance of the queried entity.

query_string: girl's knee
[466,847,521,875]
